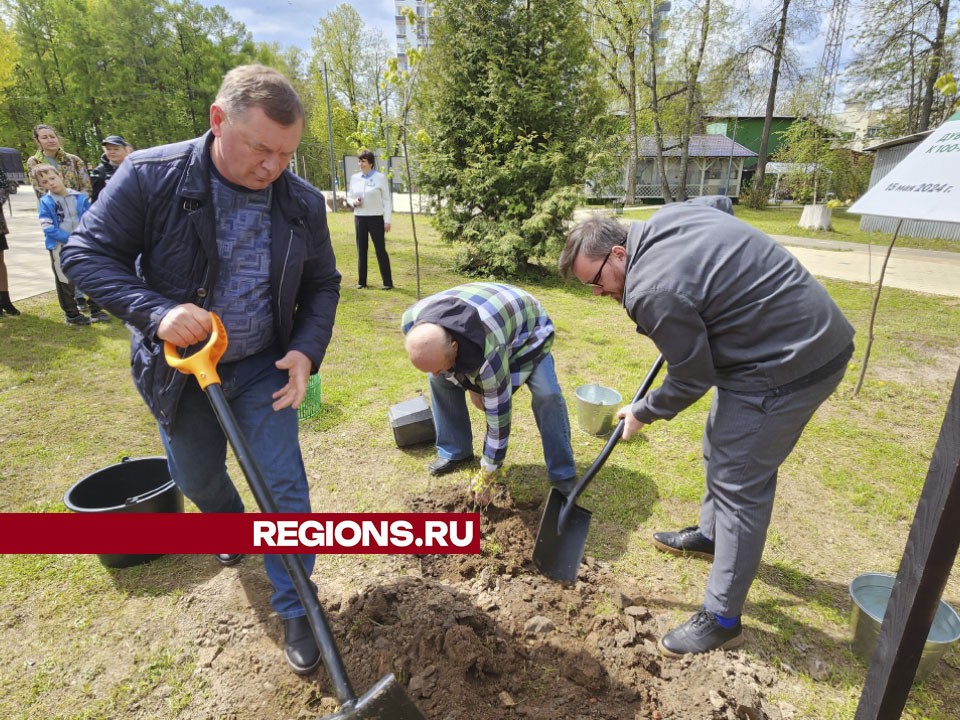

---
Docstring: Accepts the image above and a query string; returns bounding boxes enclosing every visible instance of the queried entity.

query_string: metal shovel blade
[532,488,593,584]
[326,673,425,720]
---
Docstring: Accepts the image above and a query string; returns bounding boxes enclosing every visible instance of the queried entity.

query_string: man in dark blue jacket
[62,65,341,676]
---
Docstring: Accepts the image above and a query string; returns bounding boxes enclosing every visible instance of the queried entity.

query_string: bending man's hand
[272,350,312,411]
[616,405,647,440]
[157,304,212,348]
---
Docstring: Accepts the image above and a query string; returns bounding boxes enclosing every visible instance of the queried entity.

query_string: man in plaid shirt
[402,282,576,501]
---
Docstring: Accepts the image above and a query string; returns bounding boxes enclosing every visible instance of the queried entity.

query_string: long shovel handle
[558,354,664,532]
[166,314,359,707]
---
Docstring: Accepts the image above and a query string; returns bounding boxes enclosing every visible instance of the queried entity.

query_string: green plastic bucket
[298,374,322,421]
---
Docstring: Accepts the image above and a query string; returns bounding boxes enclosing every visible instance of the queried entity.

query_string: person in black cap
[90,135,132,202]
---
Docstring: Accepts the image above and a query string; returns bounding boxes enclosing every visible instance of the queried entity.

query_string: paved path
[4,191,960,303]
[769,235,960,299]
[4,190,55,303]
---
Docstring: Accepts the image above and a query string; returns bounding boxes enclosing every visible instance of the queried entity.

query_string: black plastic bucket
[63,456,184,568]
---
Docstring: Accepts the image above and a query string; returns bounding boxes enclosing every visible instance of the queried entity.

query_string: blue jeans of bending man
[428,353,577,489]
[160,343,314,620]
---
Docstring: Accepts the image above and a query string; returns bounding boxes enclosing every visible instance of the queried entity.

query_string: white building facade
[394,1,434,70]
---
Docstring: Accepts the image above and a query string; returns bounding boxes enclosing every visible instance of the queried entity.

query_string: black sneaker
[75,298,89,311]
[65,314,92,326]
[658,607,744,657]
[89,310,111,323]
[652,525,715,560]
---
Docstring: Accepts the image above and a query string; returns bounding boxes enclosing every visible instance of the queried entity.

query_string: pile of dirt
[183,486,790,720]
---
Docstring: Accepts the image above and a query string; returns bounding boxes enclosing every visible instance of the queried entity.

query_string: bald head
[405,323,458,375]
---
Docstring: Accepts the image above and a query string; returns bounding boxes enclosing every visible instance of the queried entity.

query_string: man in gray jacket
[558,197,854,656]
[62,65,340,675]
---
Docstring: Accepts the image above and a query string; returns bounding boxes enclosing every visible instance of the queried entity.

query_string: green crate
[298,374,322,421]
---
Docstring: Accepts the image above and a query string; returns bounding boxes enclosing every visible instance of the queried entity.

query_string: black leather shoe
[284,616,321,675]
[215,553,244,566]
[427,455,475,476]
[658,607,743,657]
[652,526,715,560]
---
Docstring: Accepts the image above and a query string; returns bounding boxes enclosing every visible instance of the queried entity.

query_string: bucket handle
[163,314,228,390]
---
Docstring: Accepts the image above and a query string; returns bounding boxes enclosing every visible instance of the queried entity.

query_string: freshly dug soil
[181,485,787,720]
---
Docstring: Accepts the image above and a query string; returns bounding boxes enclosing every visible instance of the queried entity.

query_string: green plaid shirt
[402,282,555,468]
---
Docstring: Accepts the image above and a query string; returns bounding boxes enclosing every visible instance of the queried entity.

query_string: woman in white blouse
[347,149,393,290]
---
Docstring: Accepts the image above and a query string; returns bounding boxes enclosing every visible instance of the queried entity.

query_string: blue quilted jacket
[61,131,341,432]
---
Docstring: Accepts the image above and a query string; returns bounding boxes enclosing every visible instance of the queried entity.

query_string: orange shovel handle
[163,312,228,389]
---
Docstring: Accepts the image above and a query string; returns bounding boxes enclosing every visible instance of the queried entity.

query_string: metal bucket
[849,572,960,683]
[63,456,184,569]
[574,384,622,436]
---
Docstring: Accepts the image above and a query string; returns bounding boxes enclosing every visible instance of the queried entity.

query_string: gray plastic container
[388,395,436,447]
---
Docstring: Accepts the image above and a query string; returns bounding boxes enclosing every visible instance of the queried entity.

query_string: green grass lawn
[1,209,959,719]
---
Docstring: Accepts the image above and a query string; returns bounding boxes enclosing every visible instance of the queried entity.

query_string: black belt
[735,341,855,397]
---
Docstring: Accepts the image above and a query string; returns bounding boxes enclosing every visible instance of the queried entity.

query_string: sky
[198,0,862,111]
[197,0,398,54]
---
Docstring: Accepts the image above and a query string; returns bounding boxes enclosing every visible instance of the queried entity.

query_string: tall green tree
[310,3,393,149]
[589,0,734,203]
[0,17,23,149]
[589,0,648,203]
[1,0,259,160]
[418,0,602,275]
[846,0,957,134]
[716,0,817,208]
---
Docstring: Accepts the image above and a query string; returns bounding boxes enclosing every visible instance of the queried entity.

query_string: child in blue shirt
[33,164,109,325]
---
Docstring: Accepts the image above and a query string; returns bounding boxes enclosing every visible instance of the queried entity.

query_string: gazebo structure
[631,135,756,201]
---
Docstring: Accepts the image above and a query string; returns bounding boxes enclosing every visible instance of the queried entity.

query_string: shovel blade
[532,489,592,585]
[326,673,425,720]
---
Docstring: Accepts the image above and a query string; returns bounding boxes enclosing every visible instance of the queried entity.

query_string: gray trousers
[699,364,847,617]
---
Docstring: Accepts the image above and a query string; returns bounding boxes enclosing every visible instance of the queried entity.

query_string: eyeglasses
[586,251,612,288]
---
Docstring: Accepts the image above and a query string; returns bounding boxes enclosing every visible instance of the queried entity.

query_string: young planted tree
[418,0,602,275]
[385,6,426,298]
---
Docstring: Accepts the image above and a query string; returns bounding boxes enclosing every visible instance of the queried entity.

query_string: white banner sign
[849,113,960,223]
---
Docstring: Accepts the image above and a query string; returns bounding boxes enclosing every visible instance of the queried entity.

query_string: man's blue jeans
[159,344,313,619]
[428,353,576,489]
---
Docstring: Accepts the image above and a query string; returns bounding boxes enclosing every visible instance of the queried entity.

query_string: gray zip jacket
[623,196,854,424]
